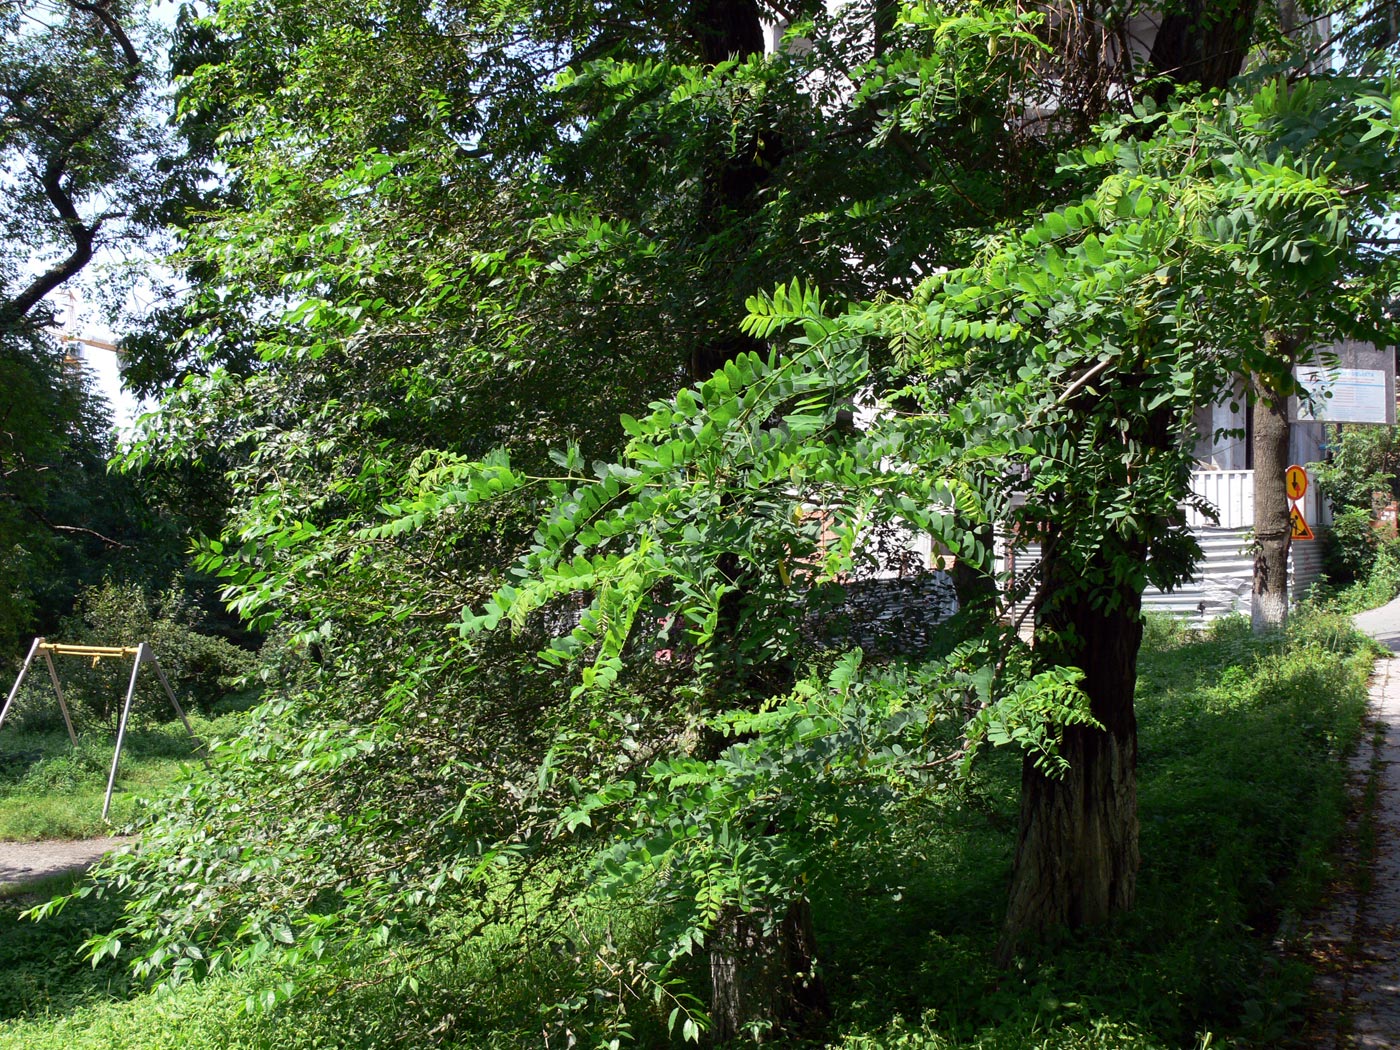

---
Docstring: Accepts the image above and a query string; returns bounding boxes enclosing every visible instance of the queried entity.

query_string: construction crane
[55,289,122,367]
[61,333,121,366]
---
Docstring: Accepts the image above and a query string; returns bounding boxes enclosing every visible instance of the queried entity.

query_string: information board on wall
[1290,342,1396,425]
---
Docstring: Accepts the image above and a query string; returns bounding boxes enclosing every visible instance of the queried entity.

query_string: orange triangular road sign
[1289,503,1315,541]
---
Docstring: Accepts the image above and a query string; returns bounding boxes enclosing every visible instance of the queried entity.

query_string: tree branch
[1056,356,1114,406]
[0,2,146,329]
[26,507,131,550]
[70,0,142,76]
[0,158,99,327]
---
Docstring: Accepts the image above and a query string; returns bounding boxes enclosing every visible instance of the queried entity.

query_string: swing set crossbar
[38,643,142,658]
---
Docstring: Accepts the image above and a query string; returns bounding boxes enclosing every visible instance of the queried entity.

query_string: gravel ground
[0,836,131,887]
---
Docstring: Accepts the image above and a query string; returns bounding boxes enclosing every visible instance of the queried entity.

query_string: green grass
[0,614,1375,1048]
[0,711,251,841]
[0,872,134,1027]
[802,611,1373,1049]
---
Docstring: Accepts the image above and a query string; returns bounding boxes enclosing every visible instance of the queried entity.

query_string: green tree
[0,1,210,658]
[0,327,205,662]
[1311,424,1400,582]
[0,0,171,331]
[762,70,1400,957]
[87,4,1077,1036]
[65,0,1400,1042]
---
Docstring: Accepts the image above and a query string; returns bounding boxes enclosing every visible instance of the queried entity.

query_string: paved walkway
[1306,596,1400,1047]
[1357,597,1400,654]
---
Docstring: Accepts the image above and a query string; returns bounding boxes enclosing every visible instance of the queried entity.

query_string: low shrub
[1322,507,1381,583]
[2,581,260,732]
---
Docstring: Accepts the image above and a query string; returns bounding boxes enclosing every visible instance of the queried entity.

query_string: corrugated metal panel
[998,524,1328,627]
[993,533,1039,641]
[1187,468,1330,529]
[1144,525,1331,623]
[1290,527,1329,598]
[1143,527,1254,623]
[998,532,1255,625]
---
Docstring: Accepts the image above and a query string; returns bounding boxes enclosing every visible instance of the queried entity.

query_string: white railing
[1188,468,1329,529]
[1188,469,1254,528]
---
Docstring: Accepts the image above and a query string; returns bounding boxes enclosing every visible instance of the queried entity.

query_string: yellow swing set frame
[0,637,205,820]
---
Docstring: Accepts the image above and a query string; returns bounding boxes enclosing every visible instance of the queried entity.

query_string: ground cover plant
[0,611,1374,1048]
[0,709,253,841]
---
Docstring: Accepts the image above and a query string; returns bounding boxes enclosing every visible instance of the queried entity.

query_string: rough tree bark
[997,536,1145,962]
[708,901,826,1044]
[1251,352,1294,634]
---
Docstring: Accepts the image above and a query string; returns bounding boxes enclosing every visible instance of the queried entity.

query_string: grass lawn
[0,612,1377,1048]
[0,708,253,842]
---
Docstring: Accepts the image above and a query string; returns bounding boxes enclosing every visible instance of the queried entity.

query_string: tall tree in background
[997,0,1265,948]
[0,1,198,653]
[0,0,169,331]
[751,62,1400,960]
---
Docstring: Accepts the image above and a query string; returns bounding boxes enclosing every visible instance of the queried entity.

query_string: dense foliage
[6,612,1376,1047]
[8,0,1399,1044]
[0,340,167,659]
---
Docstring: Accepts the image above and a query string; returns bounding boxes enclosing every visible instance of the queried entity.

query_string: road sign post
[1285,465,1314,541]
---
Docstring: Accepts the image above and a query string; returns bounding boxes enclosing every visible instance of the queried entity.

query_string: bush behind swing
[7,581,257,733]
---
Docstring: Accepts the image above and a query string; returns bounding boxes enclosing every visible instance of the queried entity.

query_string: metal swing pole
[146,650,208,765]
[40,648,80,747]
[102,644,146,821]
[0,637,43,733]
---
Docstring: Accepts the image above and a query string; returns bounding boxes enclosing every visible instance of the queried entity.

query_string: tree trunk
[688,0,765,64]
[1251,365,1292,634]
[685,0,785,383]
[997,554,1143,962]
[995,0,1261,966]
[951,522,997,623]
[1147,0,1260,98]
[709,899,827,1044]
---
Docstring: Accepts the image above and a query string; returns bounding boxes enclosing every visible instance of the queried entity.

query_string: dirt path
[0,836,131,887]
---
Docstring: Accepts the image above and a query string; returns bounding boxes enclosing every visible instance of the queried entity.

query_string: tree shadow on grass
[0,874,132,1023]
[0,746,45,785]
